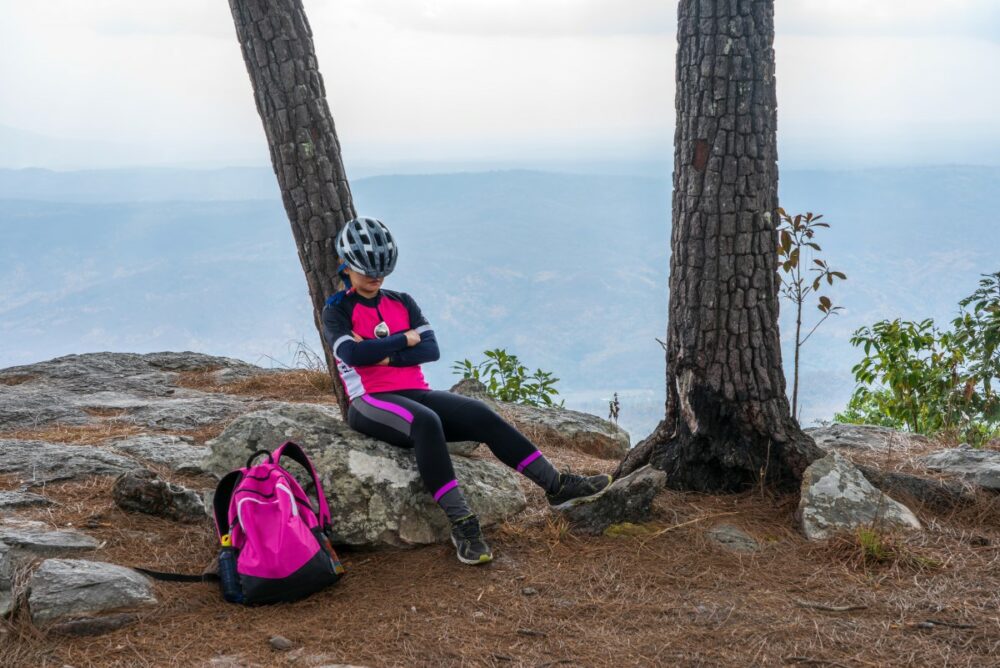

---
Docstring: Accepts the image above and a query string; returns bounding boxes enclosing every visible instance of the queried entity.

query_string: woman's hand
[404,329,421,347]
[351,331,363,342]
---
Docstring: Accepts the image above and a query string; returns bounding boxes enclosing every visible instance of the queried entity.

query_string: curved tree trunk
[228,0,353,417]
[618,0,822,491]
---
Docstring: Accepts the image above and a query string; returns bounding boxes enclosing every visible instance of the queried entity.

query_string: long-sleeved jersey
[321,288,439,401]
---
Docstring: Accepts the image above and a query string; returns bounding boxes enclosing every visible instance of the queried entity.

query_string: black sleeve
[322,301,408,366]
[388,293,440,367]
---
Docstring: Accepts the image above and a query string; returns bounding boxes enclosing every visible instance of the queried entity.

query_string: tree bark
[617,0,822,491]
[228,0,353,417]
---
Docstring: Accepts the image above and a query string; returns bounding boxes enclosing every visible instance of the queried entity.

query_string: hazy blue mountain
[1,166,997,441]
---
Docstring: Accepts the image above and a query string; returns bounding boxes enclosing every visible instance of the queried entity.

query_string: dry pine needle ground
[1,374,998,666]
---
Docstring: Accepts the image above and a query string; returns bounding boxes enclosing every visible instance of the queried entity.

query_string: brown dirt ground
[2,373,999,666]
[2,443,999,668]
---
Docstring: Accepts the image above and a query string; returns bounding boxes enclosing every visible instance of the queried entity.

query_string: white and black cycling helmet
[336,217,398,278]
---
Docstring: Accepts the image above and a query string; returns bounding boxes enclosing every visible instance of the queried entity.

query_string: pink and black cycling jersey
[321,288,439,401]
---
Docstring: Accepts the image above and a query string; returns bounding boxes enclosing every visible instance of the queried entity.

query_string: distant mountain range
[2,165,998,441]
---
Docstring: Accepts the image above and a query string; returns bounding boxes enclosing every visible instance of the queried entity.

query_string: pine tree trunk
[618,0,822,491]
[228,0,353,416]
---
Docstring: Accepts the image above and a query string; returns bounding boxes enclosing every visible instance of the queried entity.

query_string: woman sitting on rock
[322,217,612,565]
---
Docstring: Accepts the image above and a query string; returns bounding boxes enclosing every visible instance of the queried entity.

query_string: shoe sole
[549,474,615,511]
[451,534,493,565]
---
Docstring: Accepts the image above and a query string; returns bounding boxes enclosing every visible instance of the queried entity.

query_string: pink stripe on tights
[516,450,542,472]
[361,394,414,423]
[433,479,459,501]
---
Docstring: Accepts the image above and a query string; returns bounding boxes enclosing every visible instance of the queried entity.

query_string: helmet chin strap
[337,262,353,291]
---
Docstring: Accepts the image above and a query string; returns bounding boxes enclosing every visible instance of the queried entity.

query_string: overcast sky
[1,0,998,170]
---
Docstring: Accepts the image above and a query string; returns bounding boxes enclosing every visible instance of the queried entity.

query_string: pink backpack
[212,441,345,604]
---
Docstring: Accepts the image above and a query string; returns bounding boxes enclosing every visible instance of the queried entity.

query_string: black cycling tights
[347,389,559,519]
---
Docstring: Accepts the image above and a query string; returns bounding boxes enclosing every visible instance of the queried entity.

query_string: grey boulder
[798,452,921,541]
[561,466,666,535]
[28,559,157,624]
[112,469,207,523]
[921,444,1000,492]
[205,403,526,547]
[450,379,629,460]
[806,423,930,455]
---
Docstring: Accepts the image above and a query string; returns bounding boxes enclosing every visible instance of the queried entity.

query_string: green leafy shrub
[452,348,563,407]
[837,272,1000,444]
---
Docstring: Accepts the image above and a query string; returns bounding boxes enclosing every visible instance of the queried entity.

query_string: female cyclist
[322,217,613,565]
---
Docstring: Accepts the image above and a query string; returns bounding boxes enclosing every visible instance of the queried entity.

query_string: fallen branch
[647,512,740,538]
[517,628,548,637]
[915,619,977,629]
[785,657,850,668]
[794,599,868,613]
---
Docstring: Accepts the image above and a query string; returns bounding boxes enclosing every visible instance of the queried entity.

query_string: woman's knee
[411,409,446,442]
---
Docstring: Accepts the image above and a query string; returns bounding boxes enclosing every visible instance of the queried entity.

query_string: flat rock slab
[805,423,931,455]
[706,524,759,552]
[0,491,52,510]
[0,351,259,397]
[562,466,666,535]
[0,439,140,483]
[113,469,206,523]
[0,386,93,430]
[0,520,99,556]
[921,445,1000,491]
[0,352,273,431]
[29,559,156,624]
[205,403,526,547]
[799,452,921,541]
[125,396,270,431]
[109,434,210,473]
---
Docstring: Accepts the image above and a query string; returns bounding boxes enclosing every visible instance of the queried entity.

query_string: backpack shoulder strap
[271,441,331,526]
[213,470,243,538]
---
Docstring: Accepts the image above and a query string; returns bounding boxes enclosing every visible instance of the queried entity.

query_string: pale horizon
[1,0,999,171]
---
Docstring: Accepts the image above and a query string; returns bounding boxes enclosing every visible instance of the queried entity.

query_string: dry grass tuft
[80,407,130,419]
[0,422,147,445]
[176,368,336,404]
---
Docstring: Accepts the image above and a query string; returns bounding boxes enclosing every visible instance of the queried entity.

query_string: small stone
[706,524,759,552]
[521,587,538,596]
[269,635,294,651]
[473,611,486,620]
[49,613,139,637]
[410,605,417,613]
